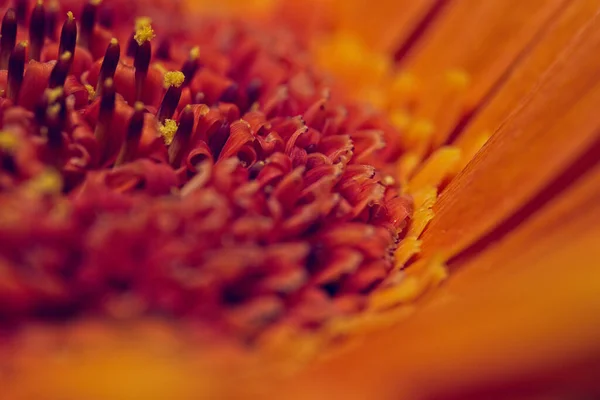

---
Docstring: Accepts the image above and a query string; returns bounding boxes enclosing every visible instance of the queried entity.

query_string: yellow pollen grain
[67,11,74,21]
[134,16,152,31]
[408,146,462,192]
[46,103,61,118]
[25,169,63,195]
[445,68,471,91]
[154,63,168,75]
[134,101,145,112]
[389,110,412,131]
[110,37,118,46]
[90,0,102,6]
[0,131,19,153]
[59,51,72,62]
[394,237,422,269]
[408,119,435,141]
[84,84,95,101]
[134,22,155,46]
[163,71,185,89]
[159,119,178,145]
[189,46,200,60]
[18,40,28,48]
[45,87,64,104]
[391,72,418,98]
[370,255,447,311]
[381,175,395,186]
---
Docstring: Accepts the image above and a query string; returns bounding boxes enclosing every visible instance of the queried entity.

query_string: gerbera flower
[0,0,598,399]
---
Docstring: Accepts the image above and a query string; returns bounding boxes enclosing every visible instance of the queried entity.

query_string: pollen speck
[25,169,63,195]
[134,16,152,30]
[59,51,72,62]
[0,131,19,153]
[445,69,470,91]
[189,46,200,60]
[84,84,95,100]
[45,87,64,104]
[66,11,74,20]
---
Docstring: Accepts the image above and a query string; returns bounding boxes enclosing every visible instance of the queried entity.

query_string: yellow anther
[134,16,152,31]
[0,131,19,153]
[59,51,72,62]
[45,87,64,104]
[163,71,185,89]
[159,119,178,145]
[84,84,95,101]
[134,21,155,46]
[25,169,63,195]
[445,69,470,91]
[391,72,418,96]
[46,103,61,118]
[189,46,200,60]
[67,11,74,20]
[389,110,412,131]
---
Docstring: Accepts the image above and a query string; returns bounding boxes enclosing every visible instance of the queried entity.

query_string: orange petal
[401,0,566,146]
[420,12,600,259]
[276,159,600,400]
[329,0,440,53]
[456,0,600,169]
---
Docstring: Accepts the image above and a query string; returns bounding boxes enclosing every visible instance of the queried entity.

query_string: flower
[0,0,415,343]
[1,0,599,399]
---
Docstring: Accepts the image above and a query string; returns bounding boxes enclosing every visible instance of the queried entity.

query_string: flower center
[0,0,442,343]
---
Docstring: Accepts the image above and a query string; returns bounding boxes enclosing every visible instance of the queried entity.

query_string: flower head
[1,0,600,399]
[0,0,415,342]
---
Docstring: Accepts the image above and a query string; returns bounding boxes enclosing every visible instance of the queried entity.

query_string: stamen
[115,101,145,166]
[95,38,119,97]
[125,33,137,57]
[79,0,100,49]
[220,83,239,103]
[98,6,113,28]
[7,41,26,103]
[155,38,170,60]
[1,9,18,70]
[159,119,178,145]
[44,99,67,153]
[180,46,200,86]
[45,0,58,40]
[248,160,265,180]
[94,78,115,162]
[133,21,155,45]
[168,105,194,165]
[28,0,46,61]
[14,0,28,25]
[58,11,77,58]
[125,18,153,56]
[246,78,262,107]
[208,122,230,159]
[48,51,72,88]
[84,83,95,100]
[157,71,185,122]
[0,130,20,154]
[133,27,152,102]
